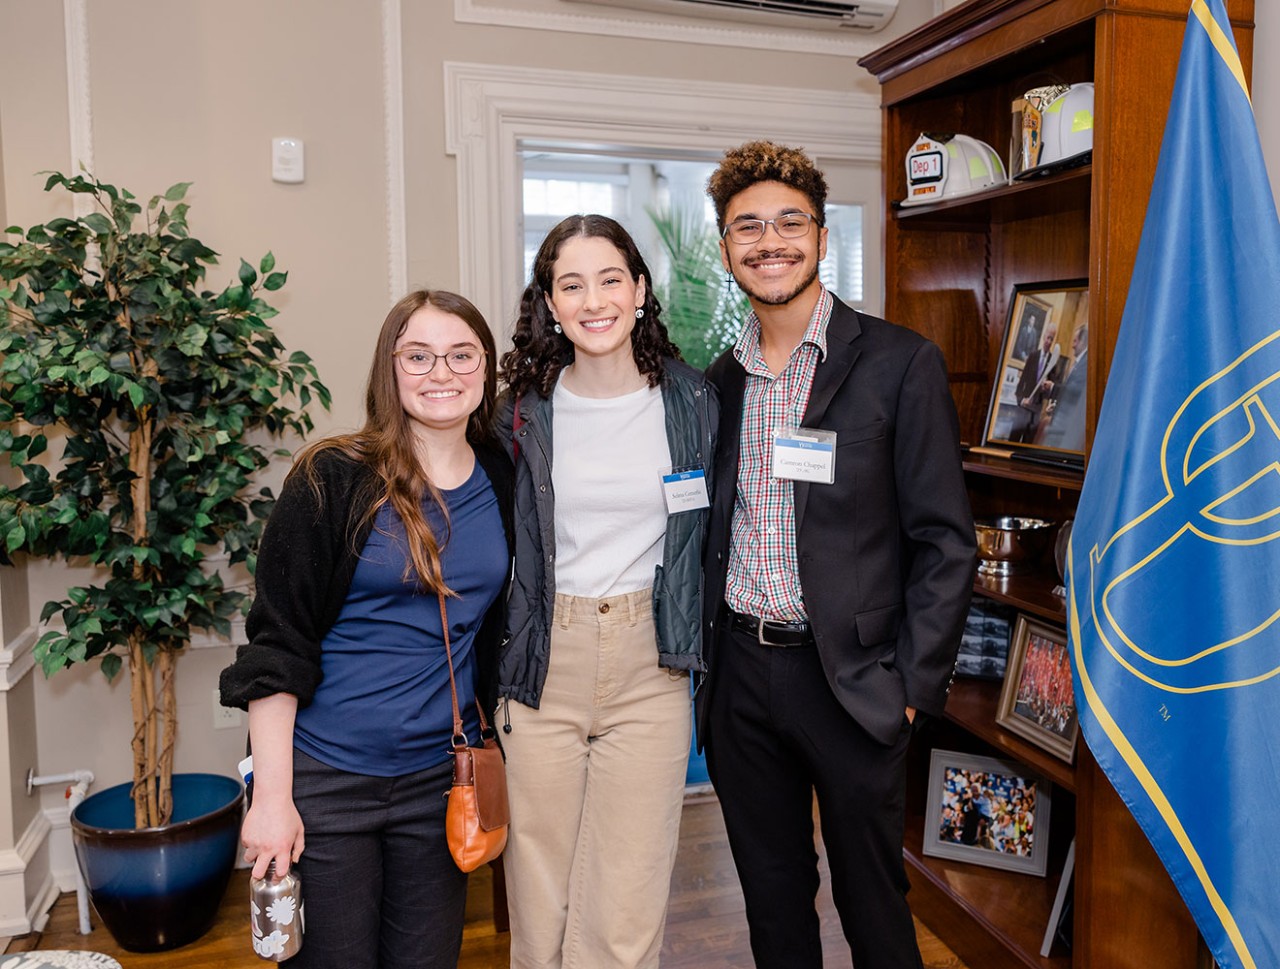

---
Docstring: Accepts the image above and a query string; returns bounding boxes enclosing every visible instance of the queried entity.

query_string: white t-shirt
[551,378,671,598]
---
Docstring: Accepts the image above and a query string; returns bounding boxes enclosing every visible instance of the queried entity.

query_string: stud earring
[553,323,563,334]
[635,308,644,320]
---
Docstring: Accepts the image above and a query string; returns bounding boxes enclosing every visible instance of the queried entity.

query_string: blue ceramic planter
[70,773,244,952]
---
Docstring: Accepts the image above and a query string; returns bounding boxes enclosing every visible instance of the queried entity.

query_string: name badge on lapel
[771,426,836,484]
[661,467,711,513]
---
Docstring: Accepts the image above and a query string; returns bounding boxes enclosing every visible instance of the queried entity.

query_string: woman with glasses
[220,289,513,969]
[496,215,717,969]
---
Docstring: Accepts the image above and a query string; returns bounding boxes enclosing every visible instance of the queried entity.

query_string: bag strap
[438,591,492,750]
[512,397,524,464]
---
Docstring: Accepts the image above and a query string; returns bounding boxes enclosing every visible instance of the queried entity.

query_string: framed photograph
[982,280,1090,465]
[1041,837,1075,957]
[924,748,1053,876]
[956,599,1015,680]
[997,615,1080,763]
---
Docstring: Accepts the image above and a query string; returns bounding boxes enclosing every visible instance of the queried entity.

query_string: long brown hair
[293,289,498,595]
[499,214,680,400]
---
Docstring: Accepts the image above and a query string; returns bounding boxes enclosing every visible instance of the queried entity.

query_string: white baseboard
[44,804,79,893]
[0,808,60,935]
[25,871,61,934]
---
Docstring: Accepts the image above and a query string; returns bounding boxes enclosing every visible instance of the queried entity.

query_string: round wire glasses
[392,347,485,376]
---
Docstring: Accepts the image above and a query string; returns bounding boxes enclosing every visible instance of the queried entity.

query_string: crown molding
[453,0,887,56]
[443,61,879,329]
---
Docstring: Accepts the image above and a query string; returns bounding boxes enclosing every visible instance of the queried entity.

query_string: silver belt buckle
[756,617,772,646]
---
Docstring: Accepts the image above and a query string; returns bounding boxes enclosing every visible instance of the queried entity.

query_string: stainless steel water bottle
[250,861,304,962]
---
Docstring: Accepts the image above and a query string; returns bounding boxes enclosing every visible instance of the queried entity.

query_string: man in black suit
[1040,324,1088,451]
[699,141,976,969]
[1012,321,1059,442]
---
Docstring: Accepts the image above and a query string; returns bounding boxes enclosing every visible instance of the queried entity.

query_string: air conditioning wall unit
[562,0,898,33]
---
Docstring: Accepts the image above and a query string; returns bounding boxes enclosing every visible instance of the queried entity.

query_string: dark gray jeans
[282,750,466,969]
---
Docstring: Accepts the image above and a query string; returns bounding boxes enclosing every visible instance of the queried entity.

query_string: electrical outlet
[212,688,243,730]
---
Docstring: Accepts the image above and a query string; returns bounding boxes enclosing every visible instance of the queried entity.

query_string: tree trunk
[128,637,151,829]
[158,647,176,825]
[127,399,166,827]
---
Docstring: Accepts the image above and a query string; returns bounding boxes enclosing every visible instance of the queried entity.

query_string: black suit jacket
[700,300,976,746]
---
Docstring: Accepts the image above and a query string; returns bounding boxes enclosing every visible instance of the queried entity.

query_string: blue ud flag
[1066,2,1280,968]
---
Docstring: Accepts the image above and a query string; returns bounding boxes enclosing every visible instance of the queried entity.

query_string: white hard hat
[1021,83,1094,177]
[902,133,1007,206]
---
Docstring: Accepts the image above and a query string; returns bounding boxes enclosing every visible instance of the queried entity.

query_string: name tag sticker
[771,426,836,484]
[661,467,710,513]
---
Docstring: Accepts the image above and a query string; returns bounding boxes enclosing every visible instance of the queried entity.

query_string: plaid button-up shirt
[724,287,834,621]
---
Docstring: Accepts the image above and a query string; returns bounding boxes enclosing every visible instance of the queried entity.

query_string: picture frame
[981,279,1090,465]
[997,615,1080,763]
[1041,837,1075,957]
[955,599,1015,680]
[923,748,1053,876]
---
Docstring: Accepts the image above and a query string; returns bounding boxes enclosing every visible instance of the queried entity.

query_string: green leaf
[263,272,287,292]
[164,181,192,202]
[100,653,122,681]
[5,524,26,552]
[238,259,257,287]
[259,252,276,275]
[81,212,113,235]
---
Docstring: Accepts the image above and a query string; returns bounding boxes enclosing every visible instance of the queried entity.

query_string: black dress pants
[285,751,467,969]
[705,622,922,969]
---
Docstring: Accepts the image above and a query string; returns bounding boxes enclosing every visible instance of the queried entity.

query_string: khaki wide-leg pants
[502,590,692,969]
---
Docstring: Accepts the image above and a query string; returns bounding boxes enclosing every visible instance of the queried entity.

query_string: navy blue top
[294,460,508,776]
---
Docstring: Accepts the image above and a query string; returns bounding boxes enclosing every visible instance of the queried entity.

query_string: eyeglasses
[721,212,820,245]
[392,347,485,376]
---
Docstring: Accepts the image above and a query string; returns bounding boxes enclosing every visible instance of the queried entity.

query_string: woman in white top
[496,215,717,969]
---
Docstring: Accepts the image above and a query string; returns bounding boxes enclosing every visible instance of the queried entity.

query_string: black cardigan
[219,440,515,713]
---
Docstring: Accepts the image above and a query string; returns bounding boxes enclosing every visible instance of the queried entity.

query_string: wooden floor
[9,794,967,968]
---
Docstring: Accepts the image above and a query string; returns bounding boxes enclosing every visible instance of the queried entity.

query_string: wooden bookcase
[859,2,1255,967]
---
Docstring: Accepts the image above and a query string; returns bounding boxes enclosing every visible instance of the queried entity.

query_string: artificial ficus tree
[0,172,330,827]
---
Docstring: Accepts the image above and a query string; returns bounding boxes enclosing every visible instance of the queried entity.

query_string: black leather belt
[729,610,815,647]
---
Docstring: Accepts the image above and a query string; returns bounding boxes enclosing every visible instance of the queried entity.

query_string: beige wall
[0,0,399,826]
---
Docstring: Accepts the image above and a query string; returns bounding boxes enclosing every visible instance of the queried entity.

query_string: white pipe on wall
[27,768,95,935]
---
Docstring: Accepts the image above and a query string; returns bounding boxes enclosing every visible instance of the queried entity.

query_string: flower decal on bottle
[250,862,303,960]
[266,894,298,926]
[254,929,292,958]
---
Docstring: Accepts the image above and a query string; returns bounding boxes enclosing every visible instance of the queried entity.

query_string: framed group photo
[924,748,1053,876]
[997,615,1080,763]
[982,279,1090,465]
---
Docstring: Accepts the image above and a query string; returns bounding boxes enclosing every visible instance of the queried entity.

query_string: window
[821,204,864,306]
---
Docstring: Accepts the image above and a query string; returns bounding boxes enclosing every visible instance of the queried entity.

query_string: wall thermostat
[272,137,305,184]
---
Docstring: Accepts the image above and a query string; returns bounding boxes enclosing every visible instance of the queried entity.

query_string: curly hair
[499,214,681,400]
[707,140,829,232]
[293,289,499,596]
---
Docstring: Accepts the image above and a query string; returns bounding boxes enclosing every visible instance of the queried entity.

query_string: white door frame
[442,62,881,332]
